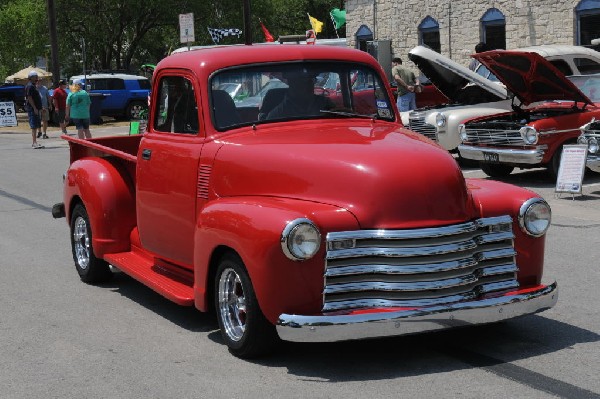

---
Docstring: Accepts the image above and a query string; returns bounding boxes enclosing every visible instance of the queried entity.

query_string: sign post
[0,101,17,127]
[179,13,195,49]
[555,144,588,198]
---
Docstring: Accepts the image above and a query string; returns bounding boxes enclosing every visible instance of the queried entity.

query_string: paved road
[0,127,598,399]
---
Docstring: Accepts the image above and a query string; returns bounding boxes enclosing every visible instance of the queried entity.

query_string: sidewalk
[0,112,131,138]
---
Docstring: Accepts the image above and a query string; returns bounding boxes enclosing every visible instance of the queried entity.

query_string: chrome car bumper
[276,282,557,343]
[587,154,600,173]
[458,144,546,164]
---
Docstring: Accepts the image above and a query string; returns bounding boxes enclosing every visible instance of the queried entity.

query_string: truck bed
[64,134,142,164]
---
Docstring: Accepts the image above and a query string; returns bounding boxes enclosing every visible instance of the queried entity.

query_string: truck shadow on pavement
[258,317,599,383]
[105,272,598,383]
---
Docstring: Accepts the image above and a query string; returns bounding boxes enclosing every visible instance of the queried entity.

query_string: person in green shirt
[392,57,420,112]
[65,79,92,139]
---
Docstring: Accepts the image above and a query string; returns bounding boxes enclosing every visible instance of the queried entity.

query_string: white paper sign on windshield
[555,145,588,194]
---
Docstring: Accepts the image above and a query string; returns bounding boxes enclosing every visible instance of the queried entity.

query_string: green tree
[0,0,48,82]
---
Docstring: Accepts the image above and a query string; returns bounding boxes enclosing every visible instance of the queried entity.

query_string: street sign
[0,101,17,127]
[555,144,588,194]
[179,13,195,44]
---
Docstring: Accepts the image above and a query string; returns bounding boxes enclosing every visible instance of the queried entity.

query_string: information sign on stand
[179,13,195,44]
[0,101,18,127]
[555,144,588,196]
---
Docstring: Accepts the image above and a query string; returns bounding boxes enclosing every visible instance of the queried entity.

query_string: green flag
[330,8,346,30]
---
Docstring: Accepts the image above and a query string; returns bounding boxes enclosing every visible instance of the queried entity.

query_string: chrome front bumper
[587,154,600,173]
[458,144,546,164]
[276,283,557,343]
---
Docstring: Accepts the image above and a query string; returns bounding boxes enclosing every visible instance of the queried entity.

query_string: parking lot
[0,123,598,398]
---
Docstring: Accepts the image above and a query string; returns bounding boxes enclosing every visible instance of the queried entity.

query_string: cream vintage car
[403,46,511,153]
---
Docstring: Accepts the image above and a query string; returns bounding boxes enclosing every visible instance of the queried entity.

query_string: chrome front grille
[408,112,437,141]
[464,127,524,146]
[323,216,518,312]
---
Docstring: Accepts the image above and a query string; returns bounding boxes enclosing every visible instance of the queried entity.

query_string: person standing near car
[52,79,69,135]
[36,79,51,139]
[392,57,420,112]
[65,79,92,139]
[24,71,44,149]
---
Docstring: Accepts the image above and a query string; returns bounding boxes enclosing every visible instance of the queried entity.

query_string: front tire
[70,203,112,283]
[480,162,514,178]
[215,254,278,358]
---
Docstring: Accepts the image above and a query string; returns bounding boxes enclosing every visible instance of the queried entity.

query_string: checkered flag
[207,28,242,44]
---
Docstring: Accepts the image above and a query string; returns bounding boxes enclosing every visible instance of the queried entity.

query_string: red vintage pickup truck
[53,45,557,358]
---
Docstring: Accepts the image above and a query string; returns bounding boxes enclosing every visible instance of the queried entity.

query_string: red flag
[260,20,274,42]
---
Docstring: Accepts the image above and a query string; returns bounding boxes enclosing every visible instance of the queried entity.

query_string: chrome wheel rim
[130,104,144,119]
[218,268,247,342]
[73,216,90,270]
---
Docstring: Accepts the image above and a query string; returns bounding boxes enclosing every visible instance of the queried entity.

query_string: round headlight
[519,126,538,145]
[459,124,467,141]
[435,113,446,128]
[589,137,599,154]
[281,218,321,260]
[519,198,551,237]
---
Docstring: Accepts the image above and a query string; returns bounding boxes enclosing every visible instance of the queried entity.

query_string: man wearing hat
[25,70,44,149]
[52,80,69,134]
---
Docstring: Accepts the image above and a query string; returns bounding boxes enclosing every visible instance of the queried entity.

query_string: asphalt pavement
[0,119,598,398]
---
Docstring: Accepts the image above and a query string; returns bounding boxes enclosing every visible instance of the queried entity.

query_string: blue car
[69,73,151,120]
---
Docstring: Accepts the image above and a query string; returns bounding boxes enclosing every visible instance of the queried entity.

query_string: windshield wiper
[320,110,377,119]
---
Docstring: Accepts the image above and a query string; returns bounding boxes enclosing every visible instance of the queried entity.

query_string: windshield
[210,62,395,130]
[567,74,600,103]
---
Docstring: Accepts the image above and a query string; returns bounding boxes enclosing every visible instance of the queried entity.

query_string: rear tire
[70,204,112,283]
[548,145,563,180]
[480,162,514,178]
[215,253,278,358]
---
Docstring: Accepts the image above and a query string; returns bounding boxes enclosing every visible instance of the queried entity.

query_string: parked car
[69,73,151,120]
[0,83,25,111]
[474,45,600,80]
[458,51,600,178]
[406,45,600,154]
[578,118,600,172]
[404,46,511,152]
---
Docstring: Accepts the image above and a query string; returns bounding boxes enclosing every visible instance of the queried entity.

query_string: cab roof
[156,45,382,78]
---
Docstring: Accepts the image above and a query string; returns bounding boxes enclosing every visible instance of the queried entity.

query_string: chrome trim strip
[475,231,514,244]
[477,264,518,277]
[323,293,477,311]
[326,240,478,260]
[323,275,478,294]
[458,144,545,164]
[327,221,478,241]
[276,283,558,342]
[476,248,516,261]
[325,258,478,277]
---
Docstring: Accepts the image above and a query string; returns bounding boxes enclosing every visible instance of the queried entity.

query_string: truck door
[136,74,203,267]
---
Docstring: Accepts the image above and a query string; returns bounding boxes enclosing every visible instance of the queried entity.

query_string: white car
[404,46,511,153]
[405,45,600,153]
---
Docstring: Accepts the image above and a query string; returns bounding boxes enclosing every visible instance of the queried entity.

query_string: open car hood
[473,50,592,106]
[408,45,508,102]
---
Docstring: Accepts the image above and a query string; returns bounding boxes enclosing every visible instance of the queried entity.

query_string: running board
[104,252,194,306]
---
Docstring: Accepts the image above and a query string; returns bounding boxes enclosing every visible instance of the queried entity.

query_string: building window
[355,25,373,52]
[576,0,600,47]
[481,8,506,50]
[418,16,441,53]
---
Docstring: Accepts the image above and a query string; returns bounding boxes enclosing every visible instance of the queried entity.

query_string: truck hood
[408,45,508,102]
[211,121,473,229]
[473,50,592,106]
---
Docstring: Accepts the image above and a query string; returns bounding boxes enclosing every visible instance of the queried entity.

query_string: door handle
[141,149,152,160]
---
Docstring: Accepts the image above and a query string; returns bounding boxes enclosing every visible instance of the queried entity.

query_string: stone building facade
[345,0,600,70]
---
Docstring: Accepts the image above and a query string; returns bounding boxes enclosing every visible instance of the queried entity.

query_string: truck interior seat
[258,88,288,120]
[212,89,241,129]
